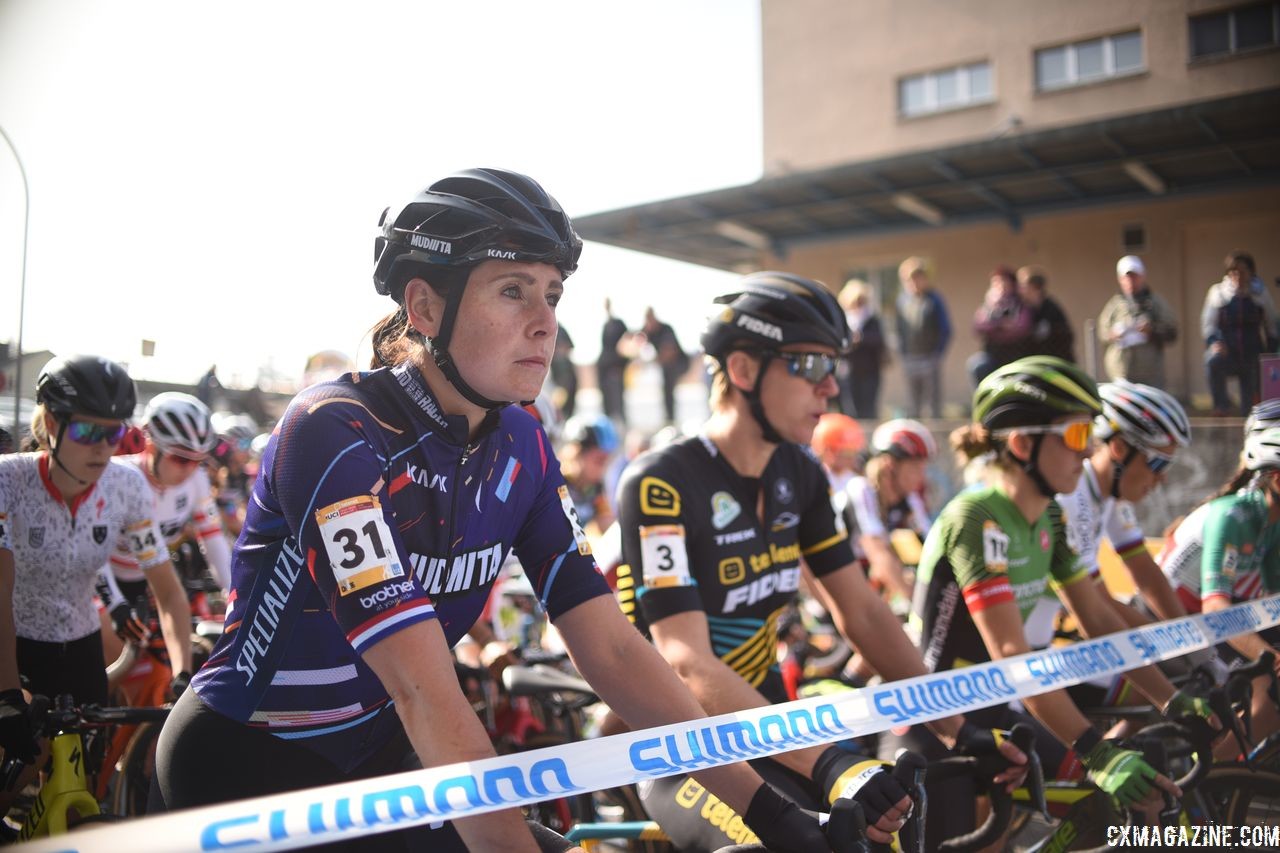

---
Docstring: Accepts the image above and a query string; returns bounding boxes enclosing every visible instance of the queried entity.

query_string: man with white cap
[1097,255,1179,387]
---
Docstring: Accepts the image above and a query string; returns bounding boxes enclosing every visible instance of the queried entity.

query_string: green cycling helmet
[973,355,1101,430]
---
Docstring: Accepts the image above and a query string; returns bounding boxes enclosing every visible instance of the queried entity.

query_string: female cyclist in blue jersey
[0,357,192,772]
[902,356,1214,840]
[151,169,864,853]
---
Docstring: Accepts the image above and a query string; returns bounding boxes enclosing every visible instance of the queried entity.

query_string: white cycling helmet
[144,393,218,458]
[1094,381,1191,450]
[870,419,936,461]
[211,412,258,446]
[1245,398,1280,437]
[1244,427,1280,472]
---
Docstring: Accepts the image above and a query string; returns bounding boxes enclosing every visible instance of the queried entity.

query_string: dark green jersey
[911,485,1088,672]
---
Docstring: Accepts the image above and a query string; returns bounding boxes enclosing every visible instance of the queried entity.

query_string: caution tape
[28,594,1280,852]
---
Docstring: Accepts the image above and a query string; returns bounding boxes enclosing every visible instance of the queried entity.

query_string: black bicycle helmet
[36,355,136,420]
[972,355,1101,497]
[701,272,849,443]
[373,168,581,412]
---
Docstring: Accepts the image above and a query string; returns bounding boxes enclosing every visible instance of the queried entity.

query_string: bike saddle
[503,665,598,701]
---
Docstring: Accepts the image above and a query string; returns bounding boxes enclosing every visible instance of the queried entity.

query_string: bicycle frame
[17,728,99,840]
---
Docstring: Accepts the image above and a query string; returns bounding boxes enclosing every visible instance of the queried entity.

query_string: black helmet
[373,168,581,302]
[700,272,850,363]
[36,355,136,420]
[372,168,581,412]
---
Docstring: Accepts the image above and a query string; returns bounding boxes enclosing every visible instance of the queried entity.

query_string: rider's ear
[724,351,760,393]
[404,278,444,339]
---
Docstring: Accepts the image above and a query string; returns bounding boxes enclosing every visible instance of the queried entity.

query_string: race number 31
[315,495,405,596]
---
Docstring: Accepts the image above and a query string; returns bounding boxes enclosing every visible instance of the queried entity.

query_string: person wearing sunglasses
[897,356,1213,843]
[151,172,875,853]
[617,273,1029,853]
[95,392,225,695]
[208,412,258,538]
[0,355,191,778]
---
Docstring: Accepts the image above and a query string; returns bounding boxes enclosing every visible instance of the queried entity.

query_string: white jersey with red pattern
[105,452,231,590]
[0,453,168,642]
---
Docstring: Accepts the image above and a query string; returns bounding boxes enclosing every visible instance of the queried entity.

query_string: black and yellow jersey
[616,434,853,703]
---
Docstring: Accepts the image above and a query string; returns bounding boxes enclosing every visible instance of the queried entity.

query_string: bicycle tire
[110,721,160,817]
[1194,765,1280,826]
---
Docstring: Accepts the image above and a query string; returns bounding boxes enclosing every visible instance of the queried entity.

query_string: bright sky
[0,0,759,390]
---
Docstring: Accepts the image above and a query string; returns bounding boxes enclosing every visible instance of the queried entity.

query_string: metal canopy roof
[574,89,1280,272]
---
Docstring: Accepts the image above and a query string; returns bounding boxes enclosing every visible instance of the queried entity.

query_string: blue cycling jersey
[192,363,610,770]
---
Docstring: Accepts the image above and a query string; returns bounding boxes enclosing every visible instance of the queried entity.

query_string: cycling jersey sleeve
[1200,497,1244,603]
[618,464,702,625]
[191,468,232,591]
[1047,500,1089,589]
[120,466,169,572]
[270,395,436,656]
[946,501,1015,613]
[512,437,612,622]
[0,465,10,552]
[1104,499,1147,562]
[798,463,853,577]
[845,478,887,540]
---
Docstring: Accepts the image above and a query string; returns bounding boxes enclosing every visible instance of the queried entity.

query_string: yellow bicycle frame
[17,728,100,840]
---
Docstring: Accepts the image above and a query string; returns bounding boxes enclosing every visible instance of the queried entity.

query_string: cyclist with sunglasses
[209,412,257,537]
[899,356,1211,841]
[616,273,1027,852]
[0,356,191,768]
[96,393,224,692]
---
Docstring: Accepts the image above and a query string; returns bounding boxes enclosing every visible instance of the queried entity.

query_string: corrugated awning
[574,88,1280,272]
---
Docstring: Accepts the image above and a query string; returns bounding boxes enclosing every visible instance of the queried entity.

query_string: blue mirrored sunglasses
[769,351,838,385]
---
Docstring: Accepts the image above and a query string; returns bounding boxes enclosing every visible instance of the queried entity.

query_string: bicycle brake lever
[1211,684,1253,768]
[892,752,927,853]
[826,797,871,853]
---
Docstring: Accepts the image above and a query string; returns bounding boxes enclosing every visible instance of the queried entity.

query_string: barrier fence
[26,594,1280,852]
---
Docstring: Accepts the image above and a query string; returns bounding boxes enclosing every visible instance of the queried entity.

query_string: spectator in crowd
[1018,264,1074,362]
[194,364,221,407]
[640,306,688,425]
[550,322,578,419]
[968,265,1033,388]
[895,257,952,418]
[1203,249,1279,416]
[597,298,631,426]
[1098,255,1178,387]
[837,279,886,418]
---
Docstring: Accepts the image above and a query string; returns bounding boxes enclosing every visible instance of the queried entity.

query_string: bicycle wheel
[110,722,160,817]
[1194,765,1280,826]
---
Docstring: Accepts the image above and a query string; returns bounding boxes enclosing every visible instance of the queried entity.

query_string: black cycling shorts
[150,691,461,852]
[17,631,107,707]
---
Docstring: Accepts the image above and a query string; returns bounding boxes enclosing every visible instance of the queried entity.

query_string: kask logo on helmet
[487,248,517,260]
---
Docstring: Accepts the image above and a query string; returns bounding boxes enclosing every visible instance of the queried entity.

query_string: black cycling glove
[742,784,832,853]
[110,602,149,643]
[0,689,36,765]
[813,745,912,829]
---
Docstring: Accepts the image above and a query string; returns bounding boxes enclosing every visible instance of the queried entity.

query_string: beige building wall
[762,0,1280,173]
[761,186,1280,414]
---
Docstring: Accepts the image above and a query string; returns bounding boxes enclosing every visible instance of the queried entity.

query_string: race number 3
[315,495,405,596]
[640,524,691,588]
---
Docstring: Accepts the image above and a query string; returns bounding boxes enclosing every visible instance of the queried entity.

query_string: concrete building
[576,0,1280,414]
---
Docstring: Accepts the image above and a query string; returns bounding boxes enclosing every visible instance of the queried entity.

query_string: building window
[1190,2,1279,60]
[1035,30,1144,91]
[898,62,993,117]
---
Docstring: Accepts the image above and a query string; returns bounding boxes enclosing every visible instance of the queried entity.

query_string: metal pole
[0,124,29,437]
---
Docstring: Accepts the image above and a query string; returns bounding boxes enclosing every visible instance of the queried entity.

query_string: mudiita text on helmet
[409,234,452,254]
[736,313,784,341]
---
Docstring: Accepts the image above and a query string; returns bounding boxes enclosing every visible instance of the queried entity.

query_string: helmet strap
[49,417,91,488]
[1111,445,1139,500]
[1012,433,1056,499]
[742,352,785,445]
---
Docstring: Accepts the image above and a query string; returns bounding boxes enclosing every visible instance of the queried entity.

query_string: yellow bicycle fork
[17,729,100,840]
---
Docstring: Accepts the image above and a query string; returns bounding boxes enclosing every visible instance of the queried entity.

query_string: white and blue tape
[27,594,1280,852]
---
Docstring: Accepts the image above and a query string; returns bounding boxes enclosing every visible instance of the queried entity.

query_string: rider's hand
[812,746,911,844]
[0,689,37,765]
[1080,737,1180,809]
[109,602,149,643]
[742,784,833,853]
[1163,688,1216,725]
[169,670,192,701]
[955,721,1029,791]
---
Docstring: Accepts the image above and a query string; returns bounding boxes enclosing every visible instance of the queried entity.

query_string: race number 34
[315,495,405,596]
